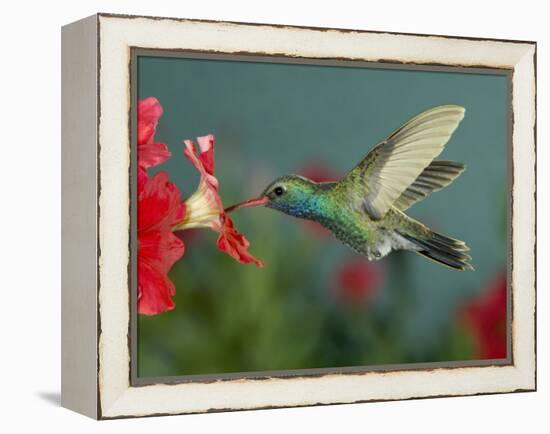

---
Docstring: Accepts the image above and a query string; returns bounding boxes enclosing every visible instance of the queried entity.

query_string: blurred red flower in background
[460,272,507,359]
[137,97,171,190]
[334,257,384,305]
[298,161,339,183]
[173,134,264,267]
[138,172,186,315]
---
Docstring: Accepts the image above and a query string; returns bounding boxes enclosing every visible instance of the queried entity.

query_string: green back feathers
[342,105,466,219]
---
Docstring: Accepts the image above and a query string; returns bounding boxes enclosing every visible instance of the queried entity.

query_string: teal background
[137,55,509,377]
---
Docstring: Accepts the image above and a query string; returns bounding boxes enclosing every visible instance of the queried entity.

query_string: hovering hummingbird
[227,105,472,270]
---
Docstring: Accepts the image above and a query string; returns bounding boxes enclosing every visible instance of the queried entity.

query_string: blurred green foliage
[137,55,509,378]
[138,184,506,377]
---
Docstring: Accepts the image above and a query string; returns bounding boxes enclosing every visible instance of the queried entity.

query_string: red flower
[137,97,171,189]
[334,257,383,304]
[138,172,186,315]
[136,98,263,315]
[173,134,263,267]
[461,272,507,359]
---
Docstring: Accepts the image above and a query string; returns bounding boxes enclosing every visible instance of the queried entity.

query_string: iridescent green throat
[265,180,337,222]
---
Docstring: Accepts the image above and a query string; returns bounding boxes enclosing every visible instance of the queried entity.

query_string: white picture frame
[61,13,536,419]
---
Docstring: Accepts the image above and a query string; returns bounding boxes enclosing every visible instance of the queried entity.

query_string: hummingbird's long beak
[225,196,269,214]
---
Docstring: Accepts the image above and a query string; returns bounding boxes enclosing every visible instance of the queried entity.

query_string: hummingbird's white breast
[366,231,419,261]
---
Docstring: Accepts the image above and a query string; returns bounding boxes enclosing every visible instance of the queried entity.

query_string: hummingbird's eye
[273,186,285,196]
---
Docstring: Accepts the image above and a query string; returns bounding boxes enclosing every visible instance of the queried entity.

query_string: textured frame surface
[61,14,99,419]
[62,13,536,419]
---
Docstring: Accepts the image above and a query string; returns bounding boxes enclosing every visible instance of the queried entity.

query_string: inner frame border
[128,47,514,388]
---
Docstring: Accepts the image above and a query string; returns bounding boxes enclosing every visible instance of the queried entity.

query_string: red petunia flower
[173,134,263,267]
[136,97,263,315]
[333,257,383,304]
[460,272,507,359]
[138,171,186,315]
[137,97,171,190]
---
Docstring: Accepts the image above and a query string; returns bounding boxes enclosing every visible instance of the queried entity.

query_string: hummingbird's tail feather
[397,229,473,271]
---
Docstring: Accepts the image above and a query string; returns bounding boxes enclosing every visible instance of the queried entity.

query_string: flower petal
[138,171,186,316]
[138,97,164,145]
[139,142,171,170]
[181,134,264,267]
[184,139,218,184]
[137,97,171,170]
[138,171,185,232]
[183,137,221,209]
[216,214,263,267]
[139,229,185,274]
[138,259,176,315]
[196,134,215,175]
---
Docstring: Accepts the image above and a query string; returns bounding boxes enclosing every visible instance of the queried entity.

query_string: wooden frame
[61,13,536,419]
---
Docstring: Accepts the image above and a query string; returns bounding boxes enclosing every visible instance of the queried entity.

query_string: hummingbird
[227,105,472,270]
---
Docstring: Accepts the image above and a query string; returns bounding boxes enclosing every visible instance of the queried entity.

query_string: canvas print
[134,53,509,379]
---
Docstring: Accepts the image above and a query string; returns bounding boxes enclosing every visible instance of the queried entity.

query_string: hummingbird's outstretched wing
[344,105,465,219]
